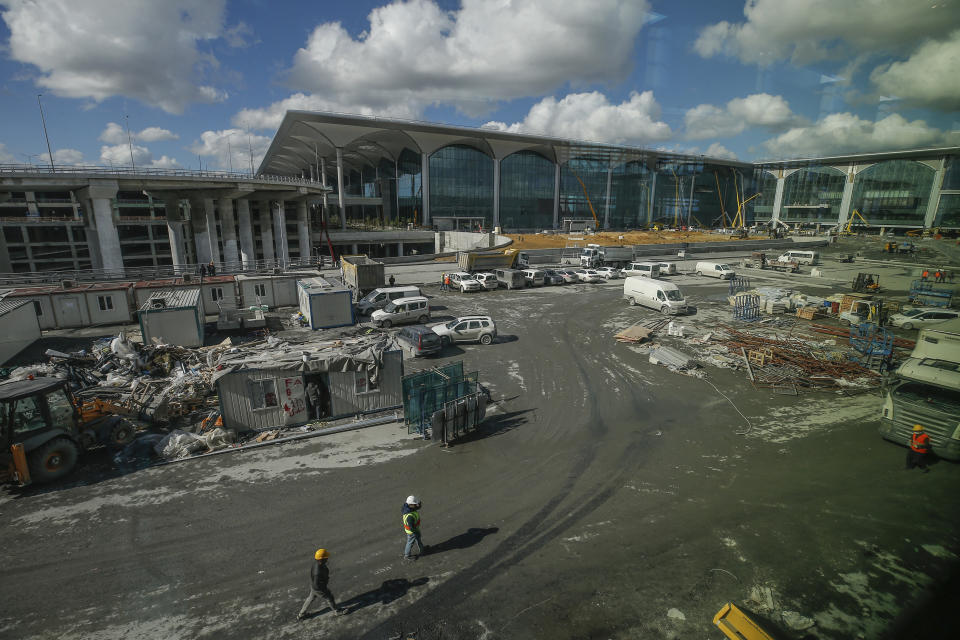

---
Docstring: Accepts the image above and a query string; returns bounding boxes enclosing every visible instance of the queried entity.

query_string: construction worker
[402,495,425,560]
[388,274,396,287]
[906,424,931,471]
[440,273,449,292]
[921,268,929,282]
[208,260,216,276]
[306,381,323,420]
[297,549,345,620]
[936,269,946,283]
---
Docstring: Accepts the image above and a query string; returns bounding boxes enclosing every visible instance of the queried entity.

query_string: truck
[580,244,635,268]
[457,249,529,273]
[741,252,799,273]
[879,319,960,460]
[340,254,385,293]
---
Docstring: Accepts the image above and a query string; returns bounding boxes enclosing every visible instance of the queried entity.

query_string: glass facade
[500,151,555,231]
[936,193,960,228]
[751,170,778,223]
[559,157,608,227]
[429,145,493,226]
[780,167,845,224]
[851,160,934,226]
[609,161,652,228]
[942,156,960,191]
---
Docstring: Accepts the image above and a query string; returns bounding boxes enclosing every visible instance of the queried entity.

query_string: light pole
[36,94,55,170]
[125,115,136,171]
[246,124,254,175]
[225,132,234,172]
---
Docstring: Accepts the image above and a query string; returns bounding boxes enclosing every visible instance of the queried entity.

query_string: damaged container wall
[51,291,92,328]
[0,300,41,364]
[328,350,403,416]
[200,276,239,310]
[138,288,205,348]
[341,255,385,292]
[7,293,55,329]
[217,367,302,431]
[298,278,354,330]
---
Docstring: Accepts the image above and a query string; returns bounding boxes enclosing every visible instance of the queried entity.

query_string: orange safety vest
[922,270,929,278]
[402,510,420,534]
[910,432,930,454]
[444,275,450,285]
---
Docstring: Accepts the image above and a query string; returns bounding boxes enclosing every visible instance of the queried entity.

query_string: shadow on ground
[424,527,499,557]
[337,577,431,615]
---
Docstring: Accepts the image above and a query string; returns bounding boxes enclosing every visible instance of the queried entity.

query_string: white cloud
[99,122,180,145]
[705,143,738,161]
[189,129,272,172]
[244,0,649,125]
[761,112,960,158]
[53,148,85,165]
[99,143,181,168]
[0,143,14,163]
[685,93,802,139]
[870,30,960,111]
[482,91,671,144]
[1,0,230,113]
[695,0,960,65]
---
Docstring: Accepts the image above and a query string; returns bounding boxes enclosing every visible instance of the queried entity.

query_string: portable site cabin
[297,277,355,329]
[4,282,131,329]
[133,278,179,308]
[138,288,205,347]
[213,335,403,432]
[0,299,41,364]
[236,274,301,309]
[200,275,239,311]
[77,282,135,325]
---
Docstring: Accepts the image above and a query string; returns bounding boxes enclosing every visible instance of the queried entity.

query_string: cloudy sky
[0,0,957,170]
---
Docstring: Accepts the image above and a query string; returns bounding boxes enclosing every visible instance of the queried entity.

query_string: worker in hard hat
[906,424,932,471]
[402,495,425,560]
[297,548,345,620]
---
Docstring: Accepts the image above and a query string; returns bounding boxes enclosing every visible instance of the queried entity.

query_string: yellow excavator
[839,209,869,235]
[567,167,601,230]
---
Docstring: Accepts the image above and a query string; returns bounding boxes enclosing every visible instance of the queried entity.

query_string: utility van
[621,262,660,278]
[356,285,421,315]
[657,262,678,275]
[695,261,736,280]
[370,296,430,328]
[495,268,526,290]
[778,250,818,265]
[623,277,688,315]
[521,268,546,287]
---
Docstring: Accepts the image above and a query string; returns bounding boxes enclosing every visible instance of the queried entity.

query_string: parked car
[370,296,430,328]
[449,271,482,292]
[542,269,565,285]
[555,269,580,283]
[396,324,442,357]
[431,315,498,345]
[595,266,621,279]
[889,308,960,330]
[573,268,604,283]
[521,268,546,287]
[475,272,500,290]
[355,285,422,315]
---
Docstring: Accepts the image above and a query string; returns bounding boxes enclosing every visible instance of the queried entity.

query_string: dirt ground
[505,230,762,250]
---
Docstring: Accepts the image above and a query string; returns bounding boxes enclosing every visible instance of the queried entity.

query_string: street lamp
[225,132,234,172]
[125,115,136,171]
[36,94,55,171]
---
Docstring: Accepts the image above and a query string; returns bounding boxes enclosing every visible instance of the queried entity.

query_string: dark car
[397,325,443,357]
[543,269,565,285]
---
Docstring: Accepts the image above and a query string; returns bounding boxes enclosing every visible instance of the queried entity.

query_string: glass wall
[936,194,960,228]
[429,145,493,226]
[396,148,422,224]
[609,161,652,228]
[780,166,845,224]
[942,156,960,191]
[750,169,778,223]
[559,157,608,227]
[650,160,705,226]
[500,151,555,231]
[851,160,934,226]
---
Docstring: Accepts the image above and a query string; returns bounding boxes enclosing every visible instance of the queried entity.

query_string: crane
[567,167,601,229]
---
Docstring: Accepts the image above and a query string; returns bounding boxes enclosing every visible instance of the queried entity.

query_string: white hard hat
[406,495,420,505]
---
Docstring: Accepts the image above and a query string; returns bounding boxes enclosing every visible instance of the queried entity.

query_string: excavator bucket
[713,603,776,640]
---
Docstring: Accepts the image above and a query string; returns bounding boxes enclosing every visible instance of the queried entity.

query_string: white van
[521,268,546,287]
[356,285,421,315]
[621,262,660,278]
[657,262,678,275]
[370,296,430,328]
[778,250,818,265]
[695,261,736,280]
[623,277,688,315]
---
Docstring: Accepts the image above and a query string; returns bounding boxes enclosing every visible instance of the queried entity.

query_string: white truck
[879,319,960,460]
[580,244,635,268]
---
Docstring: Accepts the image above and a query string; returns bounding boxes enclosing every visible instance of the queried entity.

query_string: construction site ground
[504,229,762,250]
[2,236,959,640]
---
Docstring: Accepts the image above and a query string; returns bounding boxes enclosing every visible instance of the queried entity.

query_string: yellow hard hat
[912,424,924,432]
[315,549,330,560]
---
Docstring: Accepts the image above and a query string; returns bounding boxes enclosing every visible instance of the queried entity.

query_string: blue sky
[0,0,957,171]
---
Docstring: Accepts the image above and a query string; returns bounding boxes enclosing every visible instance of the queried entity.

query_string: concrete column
[190,200,212,265]
[204,197,221,264]
[274,201,289,266]
[25,192,39,216]
[78,181,121,275]
[0,225,11,272]
[219,199,239,269]
[321,157,329,222]
[771,175,786,223]
[836,169,855,228]
[167,220,187,273]
[553,162,561,229]
[397,241,404,256]
[924,158,947,228]
[237,199,255,268]
[351,243,359,255]
[259,200,275,264]
[421,152,431,227]
[648,171,657,225]
[296,200,310,261]
[492,157,501,230]
[604,167,613,229]
[336,148,347,230]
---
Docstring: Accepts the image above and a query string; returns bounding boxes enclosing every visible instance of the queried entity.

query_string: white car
[573,268,604,283]
[888,308,960,330]
[594,267,621,279]
[474,272,500,290]
[555,269,580,283]
[449,271,482,292]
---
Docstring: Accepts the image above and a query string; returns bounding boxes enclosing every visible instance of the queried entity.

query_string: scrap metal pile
[710,325,879,394]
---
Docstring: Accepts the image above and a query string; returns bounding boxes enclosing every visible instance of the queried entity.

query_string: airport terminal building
[1,110,958,275]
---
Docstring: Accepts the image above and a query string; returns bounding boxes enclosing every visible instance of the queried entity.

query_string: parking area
[2,239,959,640]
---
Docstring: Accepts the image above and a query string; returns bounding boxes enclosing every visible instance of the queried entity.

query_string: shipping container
[298,277,355,329]
[138,288,205,347]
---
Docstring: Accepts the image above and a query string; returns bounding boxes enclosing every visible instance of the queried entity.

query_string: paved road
[2,264,959,639]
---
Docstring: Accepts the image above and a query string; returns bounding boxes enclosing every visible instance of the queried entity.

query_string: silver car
[431,315,498,345]
[449,271,482,292]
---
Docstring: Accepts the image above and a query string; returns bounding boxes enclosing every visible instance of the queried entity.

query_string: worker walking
[297,549,345,620]
[402,495,425,560]
[906,424,932,471]
[921,269,929,281]
[935,269,945,283]
[306,381,323,420]
[440,273,448,292]
[388,274,396,287]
